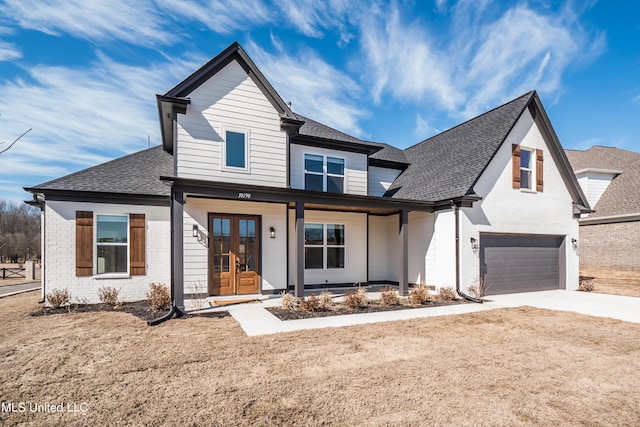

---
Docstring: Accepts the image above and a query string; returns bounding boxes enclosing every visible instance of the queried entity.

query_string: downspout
[452,201,483,303]
[148,184,185,326]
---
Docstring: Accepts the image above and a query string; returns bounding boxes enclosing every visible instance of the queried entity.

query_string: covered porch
[163,176,477,311]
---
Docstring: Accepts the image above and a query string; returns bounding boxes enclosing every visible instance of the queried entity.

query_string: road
[0,282,40,298]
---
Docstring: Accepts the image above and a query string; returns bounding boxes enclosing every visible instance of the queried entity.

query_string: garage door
[480,234,563,295]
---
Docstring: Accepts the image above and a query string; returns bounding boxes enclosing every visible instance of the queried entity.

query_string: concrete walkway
[226,290,640,336]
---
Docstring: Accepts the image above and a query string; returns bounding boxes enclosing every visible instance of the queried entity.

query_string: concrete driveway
[486,290,640,324]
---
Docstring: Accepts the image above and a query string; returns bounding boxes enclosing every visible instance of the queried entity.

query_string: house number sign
[238,192,252,199]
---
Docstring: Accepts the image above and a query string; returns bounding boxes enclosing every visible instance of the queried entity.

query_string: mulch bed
[267,299,468,321]
[31,301,229,322]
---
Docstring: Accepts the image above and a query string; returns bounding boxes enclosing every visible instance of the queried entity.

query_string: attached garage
[480,234,565,295]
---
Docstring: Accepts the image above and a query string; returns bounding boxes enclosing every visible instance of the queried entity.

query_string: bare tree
[0,128,31,155]
[0,200,41,262]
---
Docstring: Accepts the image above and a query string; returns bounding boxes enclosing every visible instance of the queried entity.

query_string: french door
[208,214,260,295]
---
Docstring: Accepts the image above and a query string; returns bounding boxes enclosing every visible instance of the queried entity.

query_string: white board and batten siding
[176,60,287,188]
[289,144,368,195]
[368,166,402,197]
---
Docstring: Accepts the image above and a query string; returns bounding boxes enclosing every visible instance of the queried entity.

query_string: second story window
[224,130,247,169]
[520,148,533,190]
[304,154,345,193]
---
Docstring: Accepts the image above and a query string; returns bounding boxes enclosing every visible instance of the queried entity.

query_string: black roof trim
[291,135,382,155]
[368,158,409,170]
[157,95,190,154]
[163,176,437,212]
[164,41,295,120]
[23,188,169,207]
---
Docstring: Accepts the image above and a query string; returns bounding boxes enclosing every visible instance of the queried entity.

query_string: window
[304,223,345,269]
[304,154,345,193]
[96,214,128,274]
[520,148,533,190]
[225,130,247,169]
[76,211,145,277]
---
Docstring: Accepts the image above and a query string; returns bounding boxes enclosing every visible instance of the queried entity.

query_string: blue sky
[0,0,638,202]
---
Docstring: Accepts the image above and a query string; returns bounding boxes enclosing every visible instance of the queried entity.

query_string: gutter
[452,202,483,304]
[148,185,186,326]
[579,212,640,226]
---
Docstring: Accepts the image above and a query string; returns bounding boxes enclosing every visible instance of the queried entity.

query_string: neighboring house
[565,146,640,272]
[25,42,591,309]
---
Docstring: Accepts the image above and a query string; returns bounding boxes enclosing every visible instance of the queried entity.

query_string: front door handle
[236,260,240,273]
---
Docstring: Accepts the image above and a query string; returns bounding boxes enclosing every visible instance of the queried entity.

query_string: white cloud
[461,6,583,116]
[0,0,173,46]
[0,52,201,195]
[414,113,436,139]
[359,4,463,109]
[156,0,274,34]
[358,2,603,121]
[0,40,20,61]
[247,40,369,137]
[275,0,359,42]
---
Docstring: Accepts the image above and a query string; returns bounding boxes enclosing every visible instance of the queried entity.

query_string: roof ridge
[403,90,535,153]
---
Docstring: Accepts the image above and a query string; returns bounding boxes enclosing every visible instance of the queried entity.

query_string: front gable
[175,59,288,188]
[470,105,587,230]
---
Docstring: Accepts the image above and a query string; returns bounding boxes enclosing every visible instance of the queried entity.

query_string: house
[565,146,640,272]
[25,42,591,310]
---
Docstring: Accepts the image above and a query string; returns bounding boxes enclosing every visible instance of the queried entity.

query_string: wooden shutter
[76,211,93,276]
[129,214,146,276]
[512,144,521,189]
[536,149,544,192]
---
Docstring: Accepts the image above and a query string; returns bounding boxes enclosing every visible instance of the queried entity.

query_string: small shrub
[146,283,170,310]
[467,276,490,299]
[300,294,321,312]
[437,287,457,301]
[344,287,368,309]
[280,292,298,310]
[319,291,334,310]
[578,276,595,292]
[408,283,431,305]
[380,287,400,306]
[97,286,120,306]
[46,288,70,308]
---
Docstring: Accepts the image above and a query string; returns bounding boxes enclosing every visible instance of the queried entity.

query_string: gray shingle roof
[565,146,640,217]
[28,145,173,197]
[369,143,409,164]
[293,114,409,165]
[294,114,376,145]
[386,91,535,201]
[28,92,544,204]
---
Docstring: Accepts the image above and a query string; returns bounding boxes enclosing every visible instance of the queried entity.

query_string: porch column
[171,188,185,311]
[399,209,409,296]
[294,202,305,298]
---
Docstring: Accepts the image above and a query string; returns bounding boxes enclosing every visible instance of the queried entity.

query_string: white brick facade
[43,201,170,304]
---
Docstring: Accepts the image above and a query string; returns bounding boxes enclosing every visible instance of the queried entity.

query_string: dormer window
[304,154,344,193]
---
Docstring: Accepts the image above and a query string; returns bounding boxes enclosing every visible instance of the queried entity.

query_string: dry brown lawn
[1,292,639,426]
[581,268,640,298]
